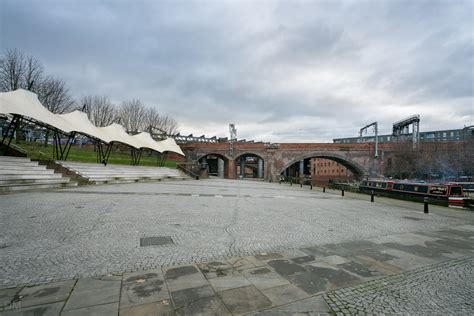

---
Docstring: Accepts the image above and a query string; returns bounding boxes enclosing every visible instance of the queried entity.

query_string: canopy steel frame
[96,141,113,166]
[158,152,167,167]
[131,148,142,166]
[1,114,21,155]
[53,131,77,161]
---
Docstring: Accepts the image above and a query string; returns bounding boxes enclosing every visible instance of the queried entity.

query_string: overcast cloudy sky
[1,0,472,142]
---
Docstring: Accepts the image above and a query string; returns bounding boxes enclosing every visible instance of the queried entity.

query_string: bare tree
[80,95,119,127]
[24,55,44,91]
[37,77,74,146]
[0,49,44,92]
[156,114,179,135]
[37,77,74,114]
[118,99,146,134]
[143,107,160,134]
[0,49,25,91]
[142,107,179,136]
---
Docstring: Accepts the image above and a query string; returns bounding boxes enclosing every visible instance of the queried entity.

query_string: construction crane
[359,122,378,158]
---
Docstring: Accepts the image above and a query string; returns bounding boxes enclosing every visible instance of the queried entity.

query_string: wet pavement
[1,179,473,314]
[1,224,473,315]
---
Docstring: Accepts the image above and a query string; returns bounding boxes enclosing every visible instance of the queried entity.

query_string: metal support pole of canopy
[1,115,20,155]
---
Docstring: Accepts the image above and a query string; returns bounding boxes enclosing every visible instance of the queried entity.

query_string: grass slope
[14,141,177,168]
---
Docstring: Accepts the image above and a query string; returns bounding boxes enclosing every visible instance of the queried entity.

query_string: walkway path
[1,224,473,315]
[1,179,473,314]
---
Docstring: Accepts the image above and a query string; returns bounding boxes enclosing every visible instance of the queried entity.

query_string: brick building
[311,158,354,185]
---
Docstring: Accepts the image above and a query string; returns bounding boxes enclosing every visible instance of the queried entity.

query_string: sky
[0,0,473,142]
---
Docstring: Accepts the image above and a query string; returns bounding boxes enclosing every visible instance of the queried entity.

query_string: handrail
[176,162,200,180]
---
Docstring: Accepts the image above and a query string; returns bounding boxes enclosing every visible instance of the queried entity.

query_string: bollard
[342,189,344,196]
[371,190,374,203]
[310,184,313,190]
[300,182,303,188]
[424,197,429,213]
[290,181,292,186]
[323,186,326,193]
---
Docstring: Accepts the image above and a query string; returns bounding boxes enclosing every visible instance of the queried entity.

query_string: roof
[0,89,184,156]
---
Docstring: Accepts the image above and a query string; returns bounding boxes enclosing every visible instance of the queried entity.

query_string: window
[450,131,454,137]
[443,132,447,137]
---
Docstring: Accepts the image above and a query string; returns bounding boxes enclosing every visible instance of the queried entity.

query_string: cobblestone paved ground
[324,257,474,315]
[1,179,473,288]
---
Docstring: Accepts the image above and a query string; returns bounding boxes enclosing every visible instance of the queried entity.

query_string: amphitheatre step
[56,161,188,185]
[0,169,56,175]
[0,164,47,171]
[0,174,63,181]
[0,160,41,167]
[0,155,76,193]
[0,181,77,193]
[0,177,72,185]
[0,155,33,162]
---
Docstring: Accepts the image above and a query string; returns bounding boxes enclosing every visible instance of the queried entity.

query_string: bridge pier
[257,158,263,178]
[299,160,304,180]
[240,158,245,178]
[217,158,224,178]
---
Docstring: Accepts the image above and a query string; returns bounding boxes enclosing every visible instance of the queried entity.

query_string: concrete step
[0,174,63,181]
[0,165,47,171]
[0,156,33,163]
[66,169,179,174]
[0,161,40,167]
[56,161,189,185]
[0,169,56,175]
[0,181,77,193]
[0,177,71,185]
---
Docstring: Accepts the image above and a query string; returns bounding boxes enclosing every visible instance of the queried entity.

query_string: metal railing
[176,162,200,180]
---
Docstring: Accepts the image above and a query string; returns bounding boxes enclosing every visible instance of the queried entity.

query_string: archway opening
[235,153,265,179]
[198,153,229,178]
[280,155,364,186]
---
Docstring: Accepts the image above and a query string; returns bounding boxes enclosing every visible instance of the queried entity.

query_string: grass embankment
[14,141,177,168]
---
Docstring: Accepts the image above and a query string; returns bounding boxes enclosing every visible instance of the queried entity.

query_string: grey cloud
[1,0,472,142]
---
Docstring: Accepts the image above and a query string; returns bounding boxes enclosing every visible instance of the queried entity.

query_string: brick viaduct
[180,142,397,181]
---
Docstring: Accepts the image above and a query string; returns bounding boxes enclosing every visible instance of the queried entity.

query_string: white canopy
[0,89,184,156]
[57,110,110,142]
[97,123,141,149]
[156,137,185,156]
[131,132,166,153]
[0,89,70,132]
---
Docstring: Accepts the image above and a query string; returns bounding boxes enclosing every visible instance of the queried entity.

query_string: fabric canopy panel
[0,89,70,132]
[0,89,185,156]
[97,123,142,149]
[57,111,111,142]
[131,132,166,153]
[157,137,185,156]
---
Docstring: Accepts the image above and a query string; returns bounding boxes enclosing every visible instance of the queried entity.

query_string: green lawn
[13,141,177,168]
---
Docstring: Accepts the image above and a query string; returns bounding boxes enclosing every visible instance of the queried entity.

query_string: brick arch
[233,152,266,179]
[233,152,266,161]
[197,152,231,162]
[279,152,368,177]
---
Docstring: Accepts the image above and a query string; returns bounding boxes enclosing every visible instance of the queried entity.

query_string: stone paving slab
[1,178,473,315]
[2,179,473,288]
[0,302,64,316]
[15,280,75,308]
[0,225,473,315]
